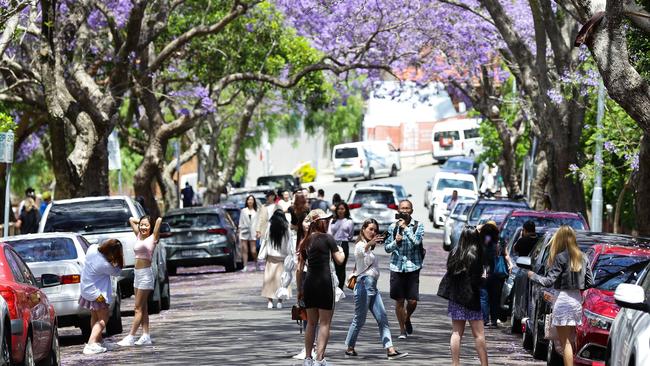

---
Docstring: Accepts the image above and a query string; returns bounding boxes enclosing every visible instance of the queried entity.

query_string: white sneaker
[267,301,274,309]
[313,358,330,366]
[242,266,249,272]
[276,302,283,309]
[117,335,136,347]
[100,341,117,351]
[135,334,152,345]
[83,343,107,355]
[303,358,313,366]
[293,348,307,360]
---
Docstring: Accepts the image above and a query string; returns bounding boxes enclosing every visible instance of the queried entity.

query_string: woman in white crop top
[118,215,162,347]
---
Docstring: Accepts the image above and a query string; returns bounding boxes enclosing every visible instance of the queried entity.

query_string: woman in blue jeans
[344,218,408,360]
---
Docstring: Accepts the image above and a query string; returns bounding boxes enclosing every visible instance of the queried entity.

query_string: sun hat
[303,209,332,226]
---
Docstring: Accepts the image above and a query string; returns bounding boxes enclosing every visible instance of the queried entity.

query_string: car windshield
[8,237,77,262]
[450,203,472,218]
[225,193,264,208]
[165,213,221,229]
[593,254,650,291]
[44,200,131,233]
[500,216,586,243]
[436,178,474,191]
[352,190,395,205]
[442,160,473,171]
[257,176,293,190]
[335,147,359,159]
[393,186,408,200]
[469,201,529,222]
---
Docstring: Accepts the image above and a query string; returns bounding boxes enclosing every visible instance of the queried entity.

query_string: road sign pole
[3,163,10,238]
[591,81,605,232]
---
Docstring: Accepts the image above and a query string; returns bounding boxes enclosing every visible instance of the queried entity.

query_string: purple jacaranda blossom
[569,164,579,174]
[604,141,618,154]
[547,89,563,105]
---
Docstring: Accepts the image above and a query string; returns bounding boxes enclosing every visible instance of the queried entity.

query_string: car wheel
[341,177,348,182]
[510,296,521,334]
[365,168,375,180]
[546,340,562,366]
[522,321,533,350]
[22,334,34,366]
[225,253,237,273]
[390,165,398,177]
[167,264,177,276]
[532,308,548,360]
[428,206,434,222]
[2,320,10,366]
[106,290,123,336]
[161,272,171,311]
[45,325,60,366]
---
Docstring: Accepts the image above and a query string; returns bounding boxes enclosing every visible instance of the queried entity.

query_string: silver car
[442,199,474,251]
[347,185,399,234]
[3,233,122,338]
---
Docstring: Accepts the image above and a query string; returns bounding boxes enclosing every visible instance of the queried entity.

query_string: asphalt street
[57,165,544,365]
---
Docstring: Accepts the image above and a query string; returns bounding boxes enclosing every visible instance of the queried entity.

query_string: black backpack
[393,220,425,260]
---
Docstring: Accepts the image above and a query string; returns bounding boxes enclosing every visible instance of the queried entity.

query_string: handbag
[346,264,372,290]
[544,313,559,340]
[291,304,307,321]
[494,255,508,279]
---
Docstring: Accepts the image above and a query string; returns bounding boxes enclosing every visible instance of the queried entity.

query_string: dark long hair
[297,217,331,260]
[292,192,308,215]
[244,195,258,211]
[332,202,351,223]
[448,227,481,275]
[98,239,124,268]
[269,209,288,251]
[332,193,342,205]
[356,218,379,243]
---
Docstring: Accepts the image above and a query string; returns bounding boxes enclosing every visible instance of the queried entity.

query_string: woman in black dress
[296,209,344,366]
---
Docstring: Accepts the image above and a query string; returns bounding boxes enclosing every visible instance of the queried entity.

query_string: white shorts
[134,267,154,290]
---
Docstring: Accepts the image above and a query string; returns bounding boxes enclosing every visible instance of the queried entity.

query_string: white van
[332,141,401,181]
[431,118,483,162]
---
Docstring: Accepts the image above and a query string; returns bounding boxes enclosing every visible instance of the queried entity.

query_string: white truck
[39,196,170,313]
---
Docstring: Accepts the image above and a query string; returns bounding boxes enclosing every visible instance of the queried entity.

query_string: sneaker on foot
[313,358,329,366]
[117,335,135,347]
[100,341,117,351]
[276,302,283,309]
[242,266,249,272]
[405,319,413,335]
[388,350,409,360]
[135,334,152,345]
[83,343,107,355]
[292,348,307,360]
[398,333,407,340]
[267,301,274,309]
[303,358,313,366]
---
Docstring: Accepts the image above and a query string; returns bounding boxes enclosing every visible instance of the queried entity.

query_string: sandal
[345,350,358,357]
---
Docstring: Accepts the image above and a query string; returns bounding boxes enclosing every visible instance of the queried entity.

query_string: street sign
[107,130,122,170]
[0,131,14,163]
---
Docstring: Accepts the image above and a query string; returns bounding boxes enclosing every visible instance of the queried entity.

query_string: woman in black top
[289,192,310,246]
[17,198,40,234]
[296,210,344,366]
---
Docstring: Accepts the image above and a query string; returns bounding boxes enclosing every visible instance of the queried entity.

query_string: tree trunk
[635,134,650,236]
[614,175,633,234]
[530,150,549,210]
[496,137,522,198]
[162,139,200,210]
[545,140,586,214]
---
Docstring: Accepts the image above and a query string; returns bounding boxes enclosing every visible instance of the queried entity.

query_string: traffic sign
[0,131,14,163]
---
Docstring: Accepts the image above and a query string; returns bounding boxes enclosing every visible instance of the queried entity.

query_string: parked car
[368,183,411,202]
[39,196,170,313]
[465,197,530,227]
[256,175,301,194]
[225,186,272,208]
[608,271,650,366]
[161,206,241,274]
[442,199,475,251]
[427,172,478,228]
[4,233,122,339]
[431,117,483,163]
[499,210,589,248]
[0,243,59,365]
[347,186,399,233]
[514,231,648,361]
[439,156,480,178]
[332,141,401,181]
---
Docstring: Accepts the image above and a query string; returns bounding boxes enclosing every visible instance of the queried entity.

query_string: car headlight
[583,309,614,330]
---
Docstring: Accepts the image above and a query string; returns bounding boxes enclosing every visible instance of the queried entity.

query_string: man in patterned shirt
[385,199,425,340]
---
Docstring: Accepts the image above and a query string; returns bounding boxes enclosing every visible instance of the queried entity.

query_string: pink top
[134,234,156,260]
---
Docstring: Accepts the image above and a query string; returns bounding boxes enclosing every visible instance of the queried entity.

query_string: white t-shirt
[80,245,121,304]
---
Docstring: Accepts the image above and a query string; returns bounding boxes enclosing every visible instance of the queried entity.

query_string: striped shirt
[384,220,425,273]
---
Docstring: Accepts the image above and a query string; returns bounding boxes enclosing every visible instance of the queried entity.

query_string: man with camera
[384,200,425,340]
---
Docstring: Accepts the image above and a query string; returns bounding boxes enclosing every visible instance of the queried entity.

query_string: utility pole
[1,131,13,238]
[591,81,605,232]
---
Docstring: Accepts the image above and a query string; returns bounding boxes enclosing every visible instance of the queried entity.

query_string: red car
[0,243,60,365]
[547,243,650,365]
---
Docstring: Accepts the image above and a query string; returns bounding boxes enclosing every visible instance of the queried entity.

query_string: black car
[161,206,241,274]
[512,231,650,360]
[256,175,301,194]
[465,197,529,226]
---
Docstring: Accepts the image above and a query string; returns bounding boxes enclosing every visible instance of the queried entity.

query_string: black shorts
[389,270,420,301]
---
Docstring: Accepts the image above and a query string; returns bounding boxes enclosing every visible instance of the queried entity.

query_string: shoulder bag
[346,264,372,290]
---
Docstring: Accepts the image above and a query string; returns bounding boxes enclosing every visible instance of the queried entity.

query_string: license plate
[181,249,203,257]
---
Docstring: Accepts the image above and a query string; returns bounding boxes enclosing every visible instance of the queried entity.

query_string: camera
[395,212,410,221]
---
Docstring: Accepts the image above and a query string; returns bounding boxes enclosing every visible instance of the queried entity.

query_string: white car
[442,199,474,251]
[333,141,401,181]
[431,117,483,162]
[608,274,650,366]
[428,172,478,228]
[4,233,122,338]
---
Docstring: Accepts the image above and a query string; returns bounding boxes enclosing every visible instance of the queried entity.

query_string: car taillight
[349,203,362,209]
[462,141,465,150]
[359,159,364,168]
[207,228,227,235]
[0,289,17,319]
[387,203,398,210]
[61,274,80,285]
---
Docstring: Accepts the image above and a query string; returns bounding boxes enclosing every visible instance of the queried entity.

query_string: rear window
[224,193,264,208]
[436,178,474,191]
[442,160,473,171]
[44,200,131,233]
[352,190,395,204]
[434,131,460,141]
[165,213,221,228]
[464,128,480,139]
[500,215,586,243]
[335,147,359,159]
[469,201,529,222]
[8,237,78,262]
[256,176,295,190]
[593,254,650,291]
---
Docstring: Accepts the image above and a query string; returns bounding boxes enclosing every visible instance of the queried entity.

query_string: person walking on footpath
[328,202,354,290]
[17,187,36,215]
[118,215,162,347]
[256,191,279,242]
[239,195,259,271]
[479,221,504,327]
[297,209,345,366]
[526,226,593,366]
[289,192,310,247]
[437,227,489,366]
[345,218,408,360]
[181,182,194,208]
[310,189,330,212]
[385,200,424,339]
[16,197,40,234]
[329,193,342,213]
[79,239,124,355]
[39,191,52,215]
[259,209,293,309]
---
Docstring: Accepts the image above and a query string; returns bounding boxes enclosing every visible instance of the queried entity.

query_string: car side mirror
[40,274,61,288]
[615,284,650,312]
[159,222,173,238]
[516,256,532,270]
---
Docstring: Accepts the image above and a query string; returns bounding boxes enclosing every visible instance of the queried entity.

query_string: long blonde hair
[547,226,582,272]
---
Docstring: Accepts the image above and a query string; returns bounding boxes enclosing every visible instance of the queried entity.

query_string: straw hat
[302,209,332,226]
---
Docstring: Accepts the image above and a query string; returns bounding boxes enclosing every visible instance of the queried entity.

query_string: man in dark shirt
[310,189,330,212]
[513,220,537,257]
[181,182,195,208]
